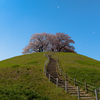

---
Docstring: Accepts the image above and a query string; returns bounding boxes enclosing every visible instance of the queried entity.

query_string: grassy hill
[54,52,100,89]
[0,52,77,100]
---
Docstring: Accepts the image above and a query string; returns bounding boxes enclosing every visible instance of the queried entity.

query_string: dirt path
[46,56,96,100]
[47,57,60,78]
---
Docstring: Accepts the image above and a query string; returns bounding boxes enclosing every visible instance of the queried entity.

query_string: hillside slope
[0,52,77,100]
[54,52,100,88]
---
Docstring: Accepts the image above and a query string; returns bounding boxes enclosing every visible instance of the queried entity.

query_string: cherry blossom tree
[22,33,49,54]
[30,32,49,52]
[22,32,76,54]
[47,34,56,51]
[48,33,75,52]
[22,46,30,54]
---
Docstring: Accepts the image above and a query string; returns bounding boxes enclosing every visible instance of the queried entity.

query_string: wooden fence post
[56,78,58,87]
[58,64,59,69]
[95,89,98,100]
[77,86,80,100]
[65,81,67,93]
[74,78,76,86]
[85,82,87,92]
[65,74,67,81]
[49,74,50,81]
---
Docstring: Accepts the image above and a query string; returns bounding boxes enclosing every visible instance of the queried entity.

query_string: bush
[0,88,51,100]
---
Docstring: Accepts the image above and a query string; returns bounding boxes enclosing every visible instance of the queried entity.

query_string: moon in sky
[57,6,59,8]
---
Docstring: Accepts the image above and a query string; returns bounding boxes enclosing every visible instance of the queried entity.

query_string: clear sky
[0,0,100,61]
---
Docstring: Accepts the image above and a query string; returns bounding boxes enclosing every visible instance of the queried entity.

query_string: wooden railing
[44,53,99,100]
[52,54,99,100]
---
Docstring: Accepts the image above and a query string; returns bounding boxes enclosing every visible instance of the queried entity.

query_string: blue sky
[0,0,100,61]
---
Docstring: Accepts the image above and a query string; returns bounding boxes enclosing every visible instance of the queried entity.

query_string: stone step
[69,91,86,94]
[71,93,92,96]
[46,57,96,100]
[80,96,96,100]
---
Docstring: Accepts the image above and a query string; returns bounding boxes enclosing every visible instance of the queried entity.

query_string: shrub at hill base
[0,88,50,100]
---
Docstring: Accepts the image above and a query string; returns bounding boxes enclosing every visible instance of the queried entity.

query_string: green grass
[54,52,100,88]
[0,52,77,100]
